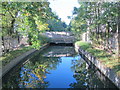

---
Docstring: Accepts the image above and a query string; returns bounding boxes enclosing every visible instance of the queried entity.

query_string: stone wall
[1,36,28,55]
[75,45,120,88]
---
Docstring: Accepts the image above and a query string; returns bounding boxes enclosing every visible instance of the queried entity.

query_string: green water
[2,46,118,89]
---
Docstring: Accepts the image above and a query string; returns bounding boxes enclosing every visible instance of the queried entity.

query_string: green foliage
[75,41,91,50]
[47,19,67,31]
[71,3,120,75]
[1,2,64,50]
[69,2,119,42]
[38,35,49,45]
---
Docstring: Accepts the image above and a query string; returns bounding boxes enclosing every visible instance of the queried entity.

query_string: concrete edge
[0,43,49,79]
[75,45,120,88]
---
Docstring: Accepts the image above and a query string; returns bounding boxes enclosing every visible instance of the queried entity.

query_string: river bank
[75,41,120,88]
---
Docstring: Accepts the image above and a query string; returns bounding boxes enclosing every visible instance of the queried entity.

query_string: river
[2,46,118,89]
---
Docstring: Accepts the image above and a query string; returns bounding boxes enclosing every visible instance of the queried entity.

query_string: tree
[47,19,67,31]
[69,2,119,56]
[1,1,60,52]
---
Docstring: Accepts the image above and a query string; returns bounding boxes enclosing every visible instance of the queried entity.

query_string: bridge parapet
[43,31,75,44]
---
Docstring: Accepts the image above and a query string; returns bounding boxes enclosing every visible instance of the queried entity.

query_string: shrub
[75,41,91,50]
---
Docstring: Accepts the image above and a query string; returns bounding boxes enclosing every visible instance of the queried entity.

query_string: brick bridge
[43,32,75,44]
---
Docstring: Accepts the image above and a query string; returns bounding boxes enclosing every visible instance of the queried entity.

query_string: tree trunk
[97,3,100,44]
[116,2,120,59]
[1,36,5,54]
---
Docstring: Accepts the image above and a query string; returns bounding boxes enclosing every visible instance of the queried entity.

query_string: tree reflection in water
[70,58,117,89]
[2,53,62,88]
[2,46,118,89]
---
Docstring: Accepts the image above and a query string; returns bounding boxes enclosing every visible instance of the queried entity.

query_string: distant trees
[47,12,67,32]
[47,19,67,31]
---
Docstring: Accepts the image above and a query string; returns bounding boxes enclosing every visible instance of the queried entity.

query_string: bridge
[43,32,75,44]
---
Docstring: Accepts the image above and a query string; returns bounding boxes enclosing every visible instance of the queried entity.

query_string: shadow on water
[2,46,119,89]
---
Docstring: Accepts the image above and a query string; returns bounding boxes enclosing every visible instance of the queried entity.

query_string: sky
[48,0,80,25]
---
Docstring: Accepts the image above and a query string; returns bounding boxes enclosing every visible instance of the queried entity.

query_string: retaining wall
[75,45,120,88]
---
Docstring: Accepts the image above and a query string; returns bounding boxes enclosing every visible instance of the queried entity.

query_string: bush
[38,35,50,45]
[75,41,91,50]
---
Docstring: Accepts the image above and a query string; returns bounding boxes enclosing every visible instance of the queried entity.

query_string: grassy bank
[0,46,33,67]
[75,41,120,76]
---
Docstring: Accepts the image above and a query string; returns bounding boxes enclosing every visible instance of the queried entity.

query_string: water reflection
[3,56,61,88]
[70,58,104,88]
[2,46,118,89]
[42,46,76,57]
[70,58,118,88]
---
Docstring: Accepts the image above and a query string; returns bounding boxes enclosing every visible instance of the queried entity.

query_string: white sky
[48,0,80,25]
